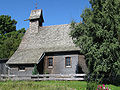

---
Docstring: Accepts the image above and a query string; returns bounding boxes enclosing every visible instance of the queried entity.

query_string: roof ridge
[41,24,70,28]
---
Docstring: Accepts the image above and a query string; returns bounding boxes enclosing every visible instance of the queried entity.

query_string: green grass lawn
[0,81,119,90]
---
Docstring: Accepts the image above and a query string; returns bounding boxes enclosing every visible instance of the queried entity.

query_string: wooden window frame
[65,57,72,68]
[18,66,25,71]
[47,57,54,68]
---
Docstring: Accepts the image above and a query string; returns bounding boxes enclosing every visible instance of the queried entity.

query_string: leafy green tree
[0,15,25,59]
[0,15,17,35]
[70,0,120,84]
[0,28,25,59]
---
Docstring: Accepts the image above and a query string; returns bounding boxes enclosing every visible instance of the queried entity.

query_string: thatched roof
[7,24,80,64]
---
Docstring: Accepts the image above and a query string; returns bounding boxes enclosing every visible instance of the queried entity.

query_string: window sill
[19,70,25,71]
[48,66,53,69]
[65,66,72,68]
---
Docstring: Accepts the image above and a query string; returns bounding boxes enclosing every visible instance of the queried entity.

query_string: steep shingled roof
[7,24,80,64]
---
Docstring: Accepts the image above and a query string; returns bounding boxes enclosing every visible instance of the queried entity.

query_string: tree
[0,15,25,59]
[0,28,25,59]
[0,15,17,35]
[70,0,120,84]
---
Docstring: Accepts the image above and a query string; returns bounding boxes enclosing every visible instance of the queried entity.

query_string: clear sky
[0,0,90,30]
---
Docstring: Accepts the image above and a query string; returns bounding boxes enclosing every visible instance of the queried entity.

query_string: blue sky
[0,0,90,30]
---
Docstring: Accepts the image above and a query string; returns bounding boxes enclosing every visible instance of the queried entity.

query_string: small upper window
[48,57,53,68]
[18,66,25,71]
[65,57,71,67]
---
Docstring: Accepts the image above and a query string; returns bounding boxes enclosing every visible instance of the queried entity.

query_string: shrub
[86,81,97,90]
[32,64,38,75]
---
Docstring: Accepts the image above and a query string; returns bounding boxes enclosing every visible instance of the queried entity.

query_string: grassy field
[0,81,119,90]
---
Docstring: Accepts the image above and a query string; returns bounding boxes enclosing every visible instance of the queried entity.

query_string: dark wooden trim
[9,64,34,68]
[45,50,81,56]
[0,58,8,61]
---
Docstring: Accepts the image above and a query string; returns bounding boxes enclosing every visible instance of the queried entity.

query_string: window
[18,66,25,71]
[65,57,71,67]
[48,57,53,68]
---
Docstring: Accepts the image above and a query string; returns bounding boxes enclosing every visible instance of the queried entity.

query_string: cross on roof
[35,0,37,9]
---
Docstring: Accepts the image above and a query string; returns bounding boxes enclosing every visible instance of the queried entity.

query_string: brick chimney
[29,9,44,33]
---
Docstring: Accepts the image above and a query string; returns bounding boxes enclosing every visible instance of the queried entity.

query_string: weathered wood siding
[8,52,88,76]
[78,55,88,74]
[0,59,8,75]
[8,64,34,76]
[43,51,87,74]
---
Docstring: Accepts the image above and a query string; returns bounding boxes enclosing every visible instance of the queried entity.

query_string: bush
[86,81,97,90]
[32,64,38,75]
